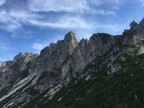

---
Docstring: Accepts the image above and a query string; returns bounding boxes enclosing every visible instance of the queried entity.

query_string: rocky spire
[130,20,138,29]
[14,52,23,61]
[64,31,76,41]
[139,18,144,29]
[38,31,78,72]
[64,31,78,54]
[128,20,142,35]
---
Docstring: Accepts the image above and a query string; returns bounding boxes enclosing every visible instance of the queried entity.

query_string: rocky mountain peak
[14,52,23,61]
[38,32,78,72]
[123,20,143,36]
[64,31,76,41]
[130,20,138,29]
[0,62,5,69]
[14,52,37,61]
[64,31,78,54]
[0,61,12,72]
[139,18,144,28]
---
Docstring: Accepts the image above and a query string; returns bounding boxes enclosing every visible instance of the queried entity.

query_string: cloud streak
[27,0,120,14]
[0,40,10,50]
[0,0,6,6]
[0,10,21,31]
[0,9,119,32]
[0,0,124,33]
[32,42,47,52]
[140,0,144,6]
[28,0,88,13]
[27,16,93,29]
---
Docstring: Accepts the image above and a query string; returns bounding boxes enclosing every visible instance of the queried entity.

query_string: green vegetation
[20,89,49,108]
[27,50,144,108]
[3,49,144,108]
[0,79,33,108]
[0,85,13,97]
[20,68,30,79]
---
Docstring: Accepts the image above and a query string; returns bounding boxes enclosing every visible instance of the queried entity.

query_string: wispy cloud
[0,41,10,50]
[140,0,144,6]
[0,0,6,6]
[0,10,89,30]
[0,57,7,61]
[27,16,93,29]
[0,9,119,31]
[0,0,124,32]
[0,55,13,61]
[27,0,121,14]
[28,0,88,13]
[0,10,21,31]
[32,42,47,52]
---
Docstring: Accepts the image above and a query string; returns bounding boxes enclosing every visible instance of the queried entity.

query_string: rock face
[0,61,12,72]
[38,32,78,72]
[139,18,144,29]
[0,53,38,90]
[123,19,144,47]
[1,19,144,107]
[72,33,119,72]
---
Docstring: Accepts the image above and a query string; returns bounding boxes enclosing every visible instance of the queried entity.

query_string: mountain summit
[1,19,144,107]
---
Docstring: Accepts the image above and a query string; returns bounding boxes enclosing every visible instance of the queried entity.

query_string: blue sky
[0,0,144,61]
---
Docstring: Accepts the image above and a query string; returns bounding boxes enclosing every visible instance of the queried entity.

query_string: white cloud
[0,0,6,6]
[89,0,122,5]
[0,55,14,61]
[0,10,39,31]
[0,10,93,30]
[0,10,21,31]
[0,9,119,30]
[0,9,93,30]
[0,57,7,61]
[32,42,47,51]
[9,10,39,20]
[11,34,33,38]
[27,0,120,14]
[0,41,10,50]
[0,9,121,33]
[27,16,93,29]
[0,46,9,50]
[94,10,116,15]
[0,0,123,32]
[140,0,144,5]
[28,0,88,13]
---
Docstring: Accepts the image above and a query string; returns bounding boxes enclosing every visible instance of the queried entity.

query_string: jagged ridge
[0,19,144,107]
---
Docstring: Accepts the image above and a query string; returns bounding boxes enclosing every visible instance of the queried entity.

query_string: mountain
[1,19,144,108]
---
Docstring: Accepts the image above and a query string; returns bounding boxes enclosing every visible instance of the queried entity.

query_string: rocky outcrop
[72,33,120,72]
[123,19,144,47]
[0,61,12,72]
[0,52,38,90]
[31,32,78,91]
[37,32,78,72]
[139,18,144,29]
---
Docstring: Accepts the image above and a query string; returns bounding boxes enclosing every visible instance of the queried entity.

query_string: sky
[0,0,144,61]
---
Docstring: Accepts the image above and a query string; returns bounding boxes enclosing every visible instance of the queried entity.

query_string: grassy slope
[14,49,144,108]
[35,50,144,108]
